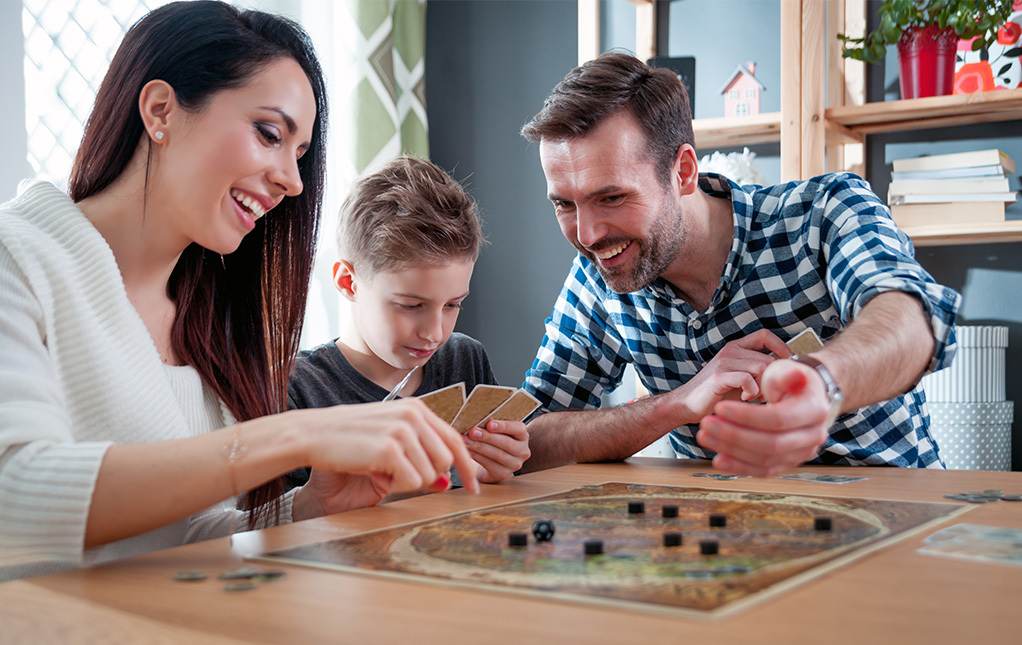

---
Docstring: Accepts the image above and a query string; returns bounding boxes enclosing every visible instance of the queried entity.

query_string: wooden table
[2,459,1021,644]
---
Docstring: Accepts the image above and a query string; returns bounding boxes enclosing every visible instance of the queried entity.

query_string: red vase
[897,25,959,98]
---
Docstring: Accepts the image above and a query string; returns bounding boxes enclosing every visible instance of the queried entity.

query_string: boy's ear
[332,260,357,302]
[138,79,177,146]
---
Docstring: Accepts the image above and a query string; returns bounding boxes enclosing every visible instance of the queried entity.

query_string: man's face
[539,111,686,294]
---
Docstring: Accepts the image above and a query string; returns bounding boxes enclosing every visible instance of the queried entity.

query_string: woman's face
[155,57,317,254]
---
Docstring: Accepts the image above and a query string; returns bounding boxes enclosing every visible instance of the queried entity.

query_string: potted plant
[838,0,1015,99]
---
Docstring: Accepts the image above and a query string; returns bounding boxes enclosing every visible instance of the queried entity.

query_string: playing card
[478,389,542,428]
[778,472,868,484]
[786,328,824,356]
[451,385,516,433]
[416,383,466,424]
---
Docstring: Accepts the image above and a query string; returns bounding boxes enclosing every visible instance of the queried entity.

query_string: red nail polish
[431,473,451,491]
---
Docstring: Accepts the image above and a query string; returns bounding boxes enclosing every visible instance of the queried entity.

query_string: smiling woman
[0,0,478,582]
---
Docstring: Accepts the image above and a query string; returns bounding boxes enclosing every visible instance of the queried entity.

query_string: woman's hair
[520,51,692,187]
[70,1,327,526]
[338,156,485,279]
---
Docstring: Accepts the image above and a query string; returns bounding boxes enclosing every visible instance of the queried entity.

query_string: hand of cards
[417,383,541,434]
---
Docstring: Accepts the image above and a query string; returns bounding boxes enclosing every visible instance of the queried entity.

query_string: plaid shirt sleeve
[522,256,631,412]
[815,174,961,375]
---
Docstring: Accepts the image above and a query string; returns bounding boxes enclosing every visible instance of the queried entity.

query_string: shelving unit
[578,0,1021,246]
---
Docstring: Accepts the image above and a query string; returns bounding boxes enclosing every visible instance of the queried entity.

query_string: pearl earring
[154,130,164,141]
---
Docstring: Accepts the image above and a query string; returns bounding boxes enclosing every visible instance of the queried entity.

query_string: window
[745,87,756,99]
[734,102,748,117]
[21,0,173,188]
[728,88,739,99]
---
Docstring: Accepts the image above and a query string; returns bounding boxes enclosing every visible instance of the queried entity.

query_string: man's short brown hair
[337,156,485,277]
[521,52,693,186]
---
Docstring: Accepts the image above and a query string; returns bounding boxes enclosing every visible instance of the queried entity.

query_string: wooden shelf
[901,220,1022,247]
[826,88,1022,138]
[693,112,781,150]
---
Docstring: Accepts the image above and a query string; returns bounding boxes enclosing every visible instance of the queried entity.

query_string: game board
[256,483,970,619]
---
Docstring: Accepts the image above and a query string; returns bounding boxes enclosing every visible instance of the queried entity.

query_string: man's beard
[580,200,686,294]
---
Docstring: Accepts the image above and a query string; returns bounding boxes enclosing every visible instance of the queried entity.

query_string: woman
[0,1,477,581]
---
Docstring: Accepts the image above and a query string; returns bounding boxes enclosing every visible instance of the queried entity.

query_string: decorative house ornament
[719,62,764,118]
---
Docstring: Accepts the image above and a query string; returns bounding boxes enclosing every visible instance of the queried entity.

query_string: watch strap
[790,354,843,428]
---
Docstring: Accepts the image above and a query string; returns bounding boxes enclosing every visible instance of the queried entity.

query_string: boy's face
[340,259,475,372]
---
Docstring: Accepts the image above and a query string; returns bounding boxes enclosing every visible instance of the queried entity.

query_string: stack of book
[887,149,1018,229]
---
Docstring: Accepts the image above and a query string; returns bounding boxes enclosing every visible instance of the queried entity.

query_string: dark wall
[426,0,578,388]
[427,0,1022,470]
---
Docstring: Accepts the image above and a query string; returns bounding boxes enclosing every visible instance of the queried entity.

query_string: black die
[532,519,555,542]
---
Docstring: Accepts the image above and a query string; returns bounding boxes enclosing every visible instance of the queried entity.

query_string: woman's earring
[154,130,164,141]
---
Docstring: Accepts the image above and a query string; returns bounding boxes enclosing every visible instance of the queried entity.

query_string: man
[519,53,960,477]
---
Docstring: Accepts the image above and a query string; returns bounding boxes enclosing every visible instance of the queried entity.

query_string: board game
[256,482,970,619]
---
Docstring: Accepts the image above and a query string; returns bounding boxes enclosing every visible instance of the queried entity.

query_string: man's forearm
[815,291,934,412]
[522,393,689,473]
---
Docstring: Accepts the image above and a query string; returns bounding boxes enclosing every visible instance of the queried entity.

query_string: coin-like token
[218,567,259,580]
[222,580,258,592]
[172,570,208,581]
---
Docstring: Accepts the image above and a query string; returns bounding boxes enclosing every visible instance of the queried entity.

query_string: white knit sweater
[0,181,293,581]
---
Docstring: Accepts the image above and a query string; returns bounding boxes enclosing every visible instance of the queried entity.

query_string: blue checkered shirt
[523,173,961,467]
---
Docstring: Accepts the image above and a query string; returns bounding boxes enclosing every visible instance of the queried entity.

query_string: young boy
[287,156,529,499]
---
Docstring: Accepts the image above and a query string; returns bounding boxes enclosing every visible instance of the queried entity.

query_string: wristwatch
[790,354,844,429]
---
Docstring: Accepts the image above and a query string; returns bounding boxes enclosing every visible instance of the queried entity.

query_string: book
[889,192,1018,205]
[892,149,1015,174]
[889,201,1006,229]
[890,164,1009,181]
[887,176,1010,196]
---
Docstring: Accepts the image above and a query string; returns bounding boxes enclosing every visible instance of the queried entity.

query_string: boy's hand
[464,420,530,483]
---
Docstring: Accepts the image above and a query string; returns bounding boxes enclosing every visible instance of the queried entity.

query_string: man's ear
[672,143,700,197]
[138,79,176,145]
[332,260,358,302]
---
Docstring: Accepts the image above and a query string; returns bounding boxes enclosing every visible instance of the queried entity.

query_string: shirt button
[691,320,702,330]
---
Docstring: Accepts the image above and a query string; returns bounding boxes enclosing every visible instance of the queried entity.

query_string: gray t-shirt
[286,332,497,487]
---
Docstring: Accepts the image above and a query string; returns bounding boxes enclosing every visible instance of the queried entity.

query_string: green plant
[838,0,1015,63]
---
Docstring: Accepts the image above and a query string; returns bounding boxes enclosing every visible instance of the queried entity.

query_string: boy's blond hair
[337,156,485,278]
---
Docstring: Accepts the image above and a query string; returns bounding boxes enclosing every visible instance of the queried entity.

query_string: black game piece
[663,532,682,547]
[532,519,555,542]
[814,517,832,531]
[509,532,528,547]
[709,513,727,527]
[584,539,604,555]
[628,501,645,514]
[661,505,679,518]
[699,540,719,555]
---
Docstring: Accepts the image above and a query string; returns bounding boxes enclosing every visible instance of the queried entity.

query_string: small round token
[172,570,208,582]
[699,540,719,555]
[252,571,286,582]
[628,501,645,514]
[218,567,259,580]
[663,532,682,547]
[584,539,604,556]
[1000,494,1022,501]
[709,513,726,527]
[532,519,555,542]
[661,505,679,518]
[222,580,258,592]
[814,517,832,531]
[509,532,528,547]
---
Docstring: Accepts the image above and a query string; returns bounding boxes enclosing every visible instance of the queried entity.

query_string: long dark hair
[69,1,327,527]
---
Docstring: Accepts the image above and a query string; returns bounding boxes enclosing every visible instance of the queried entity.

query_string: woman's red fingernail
[431,473,451,491]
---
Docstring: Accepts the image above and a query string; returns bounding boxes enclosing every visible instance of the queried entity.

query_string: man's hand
[667,329,791,422]
[696,358,831,477]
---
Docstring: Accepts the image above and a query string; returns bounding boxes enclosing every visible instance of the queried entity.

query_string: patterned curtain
[346,0,428,172]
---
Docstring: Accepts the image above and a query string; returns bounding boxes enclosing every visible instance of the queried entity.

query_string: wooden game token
[709,513,726,527]
[628,501,645,514]
[509,532,528,547]
[584,539,603,555]
[662,505,679,518]
[814,517,833,531]
[172,570,208,582]
[663,532,682,547]
[699,540,719,555]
